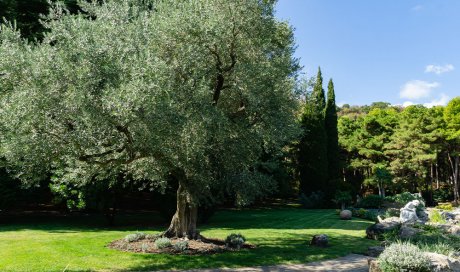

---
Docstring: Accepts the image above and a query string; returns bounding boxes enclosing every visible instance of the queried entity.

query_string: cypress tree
[298,67,328,197]
[325,79,340,193]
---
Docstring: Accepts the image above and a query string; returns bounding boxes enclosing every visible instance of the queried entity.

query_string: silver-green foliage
[124,232,146,243]
[378,242,430,272]
[0,0,300,206]
[173,240,189,252]
[154,237,171,249]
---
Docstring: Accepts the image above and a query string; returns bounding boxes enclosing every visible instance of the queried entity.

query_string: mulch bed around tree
[107,237,255,255]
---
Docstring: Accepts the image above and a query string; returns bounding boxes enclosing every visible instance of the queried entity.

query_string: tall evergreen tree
[325,79,340,190]
[298,68,328,197]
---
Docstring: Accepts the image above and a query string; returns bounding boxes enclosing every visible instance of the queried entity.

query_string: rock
[380,216,400,224]
[449,225,460,235]
[340,210,352,220]
[368,259,382,272]
[367,246,385,257]
[399,226,422,239]
[425,252,460,272]
[442,211,455,220]
[427,223,452,232]
[366,221,400,240]
[417,210,429,223]
[310,234,328,247]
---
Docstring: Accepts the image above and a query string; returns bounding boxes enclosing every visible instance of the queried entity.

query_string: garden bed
[108,236,255,255]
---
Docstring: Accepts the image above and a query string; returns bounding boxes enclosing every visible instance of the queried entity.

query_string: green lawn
[0,208,378,272]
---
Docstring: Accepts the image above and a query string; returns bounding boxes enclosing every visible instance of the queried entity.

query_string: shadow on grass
[121,232,376,271]
[0,211,168,233]
[0,209,374,233]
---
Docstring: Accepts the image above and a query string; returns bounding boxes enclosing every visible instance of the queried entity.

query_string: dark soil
[107,237,255,255]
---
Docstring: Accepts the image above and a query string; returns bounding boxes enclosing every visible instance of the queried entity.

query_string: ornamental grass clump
[429,209,446,224]
[378,242,430,272]
[124,232,146,243]
[225,233,246,249]
[154,237,171,249]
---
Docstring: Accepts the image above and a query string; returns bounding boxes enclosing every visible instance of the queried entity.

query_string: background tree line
[338,98,460,205]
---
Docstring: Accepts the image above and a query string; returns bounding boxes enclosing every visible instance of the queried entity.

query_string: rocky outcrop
[367,246,385,257]
[368,259,382,272]
[399,226,423,239]
[425,252,460,272]
[366,220,400,240]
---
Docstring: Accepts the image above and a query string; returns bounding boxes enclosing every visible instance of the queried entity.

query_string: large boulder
[310,234,328,247]
[368,259,382,272]
[367,246,385,257]
[366,221,400,240]
[425,252,460,272]
[340,210,352,220]
[449,225,460,235]
[399,226,422,239]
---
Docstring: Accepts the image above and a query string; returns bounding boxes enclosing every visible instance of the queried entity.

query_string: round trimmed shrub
[124,232,146,243]
[154,237,172,249]
[378,242,430,272]
[173,240,189,252]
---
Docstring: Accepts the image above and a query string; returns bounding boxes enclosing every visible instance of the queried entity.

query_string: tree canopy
[0,0,300,238]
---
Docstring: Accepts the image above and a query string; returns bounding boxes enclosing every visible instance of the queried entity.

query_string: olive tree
[0,0,300,238]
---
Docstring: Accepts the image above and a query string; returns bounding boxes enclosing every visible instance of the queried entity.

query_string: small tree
[364,166,392,197]
[333,191,352,210]
[298,68,328,196]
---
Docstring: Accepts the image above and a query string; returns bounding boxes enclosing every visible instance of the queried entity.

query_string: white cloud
[400,80,440,100]
[425,64,455,75]
[423,93,450,108]
[402,101,415,107]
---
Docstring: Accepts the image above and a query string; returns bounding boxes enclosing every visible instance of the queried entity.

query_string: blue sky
[275,0,460,106]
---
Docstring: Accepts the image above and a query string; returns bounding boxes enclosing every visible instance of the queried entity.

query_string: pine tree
[298,68,328,198]
[325,79,340,192]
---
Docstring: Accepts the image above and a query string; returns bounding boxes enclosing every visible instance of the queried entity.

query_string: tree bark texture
[164,180,199,239]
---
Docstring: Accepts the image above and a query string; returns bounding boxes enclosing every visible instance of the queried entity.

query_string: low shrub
[225,233,246,249]
[433,188,454,203]
[384,208,400,218]
[419,242,456,256]
[357,195,384,208]
[378,242,430,272]
[385,192,424,206]
[300,191,325,208]
[124,232,146,243]
[381,225,401,242]
[154,237,171,249]
[363,210,379,221]
[429,209,446,224]
[173,240,189,252]
[436,203,454,211]
[141,243,149,253]
[145,233,161,240]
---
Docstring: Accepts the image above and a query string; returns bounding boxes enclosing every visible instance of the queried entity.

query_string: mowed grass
[0,208,378,271]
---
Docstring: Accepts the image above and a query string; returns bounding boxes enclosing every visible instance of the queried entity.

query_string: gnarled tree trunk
[163,180,199,239]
